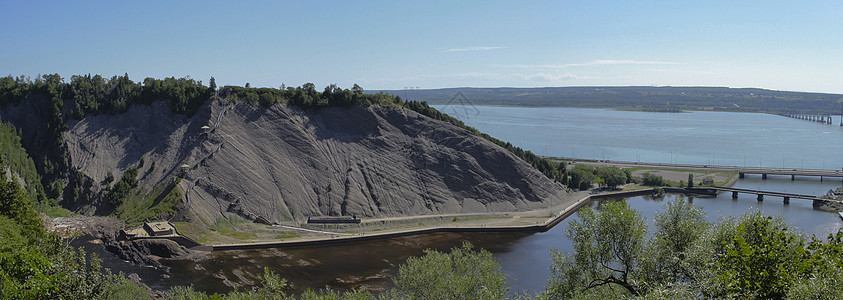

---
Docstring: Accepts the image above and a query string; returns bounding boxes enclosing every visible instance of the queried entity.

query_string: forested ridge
[0,121,49,207]
[384,86,843,114]
[0,74,567,213]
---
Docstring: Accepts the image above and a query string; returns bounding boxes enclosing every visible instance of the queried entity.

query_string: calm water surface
[433,106,843,170]
[83,107,842,295]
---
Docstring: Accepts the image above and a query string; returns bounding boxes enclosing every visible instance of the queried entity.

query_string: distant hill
[380,86,843,114]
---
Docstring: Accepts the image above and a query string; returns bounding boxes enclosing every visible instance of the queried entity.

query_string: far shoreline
[431,103,791,115]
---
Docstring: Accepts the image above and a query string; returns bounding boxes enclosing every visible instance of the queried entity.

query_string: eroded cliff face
[62,99,570,225]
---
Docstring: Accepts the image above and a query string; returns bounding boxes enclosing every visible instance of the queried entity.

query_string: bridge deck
[737,167,843,178]
[703,186,824,200]
[688,186,840,203]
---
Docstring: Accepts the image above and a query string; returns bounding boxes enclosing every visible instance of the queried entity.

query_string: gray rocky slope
[62,99,571,225]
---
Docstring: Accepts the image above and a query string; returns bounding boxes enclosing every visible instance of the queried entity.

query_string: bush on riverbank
[0,172,148,299]
[641,172,666,186]
[568,165,634,190]
[544,198,843,299]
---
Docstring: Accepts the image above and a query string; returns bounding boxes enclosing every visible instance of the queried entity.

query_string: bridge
[783,113,843,126]
[688,186,838,204]
[735,167,843,182]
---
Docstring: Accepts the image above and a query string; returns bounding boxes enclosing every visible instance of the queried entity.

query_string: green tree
[596,166,627,189]
[108,167,138,206]
[568,168,595,190]
[209,76,216,91]
[622,168,633,184]
[688,173,694,188]
[788,233,843,299]
[641,172,665,186]
[546,197,836,299]
[713,213,811,299]
[546,201,647,297]
[394,242,508,299]
[640,197,709,286]
[0,173,44,239]
[0,173,147,299]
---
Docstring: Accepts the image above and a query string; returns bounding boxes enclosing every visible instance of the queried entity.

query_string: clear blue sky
[2,1,842,93]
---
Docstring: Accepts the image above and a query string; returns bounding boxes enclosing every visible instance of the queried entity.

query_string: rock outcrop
[59,100,571,225]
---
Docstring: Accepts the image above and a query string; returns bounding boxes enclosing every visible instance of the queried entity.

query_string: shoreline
[208,189,653,251]
[159,174,837,252]
[106,159,763,252]
[107,159,837,252]
[191,160,752,251]
[431,103,799,115]
[201,160,758,250]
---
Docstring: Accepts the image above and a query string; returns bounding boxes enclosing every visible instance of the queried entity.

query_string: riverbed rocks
[103,233,190,268]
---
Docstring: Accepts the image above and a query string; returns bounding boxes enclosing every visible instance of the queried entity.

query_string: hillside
[2,95,570,230]
[383,86,843,114]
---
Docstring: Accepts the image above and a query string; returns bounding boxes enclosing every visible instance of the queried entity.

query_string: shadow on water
[72,224,536,295]
[160,231,535,295]
[69,235,172,290]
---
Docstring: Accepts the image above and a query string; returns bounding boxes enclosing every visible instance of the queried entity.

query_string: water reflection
[160,231,535,295]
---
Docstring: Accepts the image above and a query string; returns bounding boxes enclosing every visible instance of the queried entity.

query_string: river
[434,106,843,293]
[80,106,843,295]
[433,106,843,170]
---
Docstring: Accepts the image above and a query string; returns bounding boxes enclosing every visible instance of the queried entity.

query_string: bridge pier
[757,194,764,201]
[762,174,767,180]
[732,191,739,199]
[791,174,795,181]
[739,172,744,178]
[783,196,790,204]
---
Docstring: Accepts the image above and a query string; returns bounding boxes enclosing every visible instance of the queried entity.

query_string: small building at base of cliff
[143,221,175,236]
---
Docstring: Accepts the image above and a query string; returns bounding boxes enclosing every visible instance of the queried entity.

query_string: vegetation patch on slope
[0,119,69,216]
[114,177,182,226]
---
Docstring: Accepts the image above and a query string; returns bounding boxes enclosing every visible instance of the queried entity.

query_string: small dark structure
[307,215,361,224]
[144,221,175,236]
[119,221,177,240]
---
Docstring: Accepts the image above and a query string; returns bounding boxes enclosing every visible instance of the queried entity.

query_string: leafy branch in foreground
[0,172,147,299]
[545,197,843,299]
[394,242,508,299]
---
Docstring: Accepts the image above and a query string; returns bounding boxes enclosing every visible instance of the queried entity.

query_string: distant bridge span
[735,167,843,181]
[687,186,839,204]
